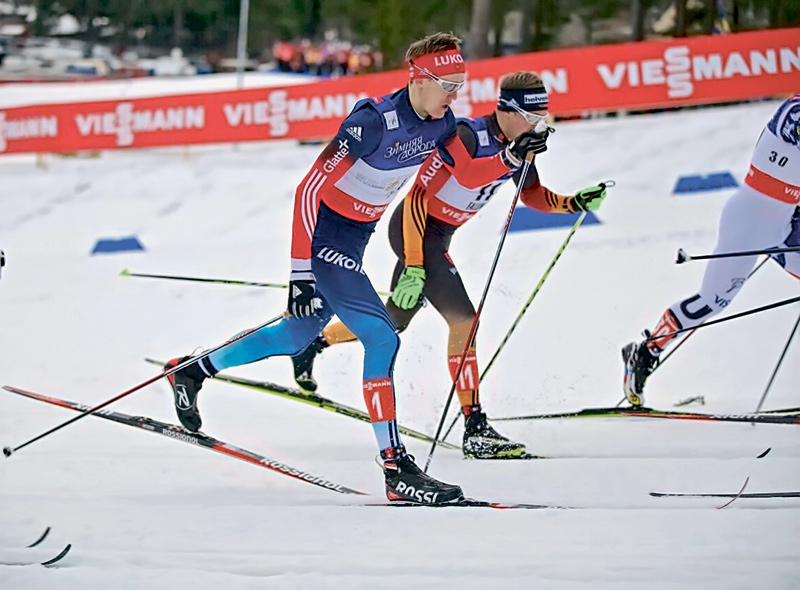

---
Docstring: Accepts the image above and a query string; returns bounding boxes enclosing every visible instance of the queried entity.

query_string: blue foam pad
[91,236,145,254]
[509,208,599,233]
[673,172,738,194]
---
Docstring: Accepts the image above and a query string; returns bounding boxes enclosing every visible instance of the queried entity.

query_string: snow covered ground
[0,87,798,588]
[0,71,315,109]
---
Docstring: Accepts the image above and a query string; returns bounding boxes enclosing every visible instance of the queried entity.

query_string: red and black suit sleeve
[514,163,578,214]
[436,122,517,190]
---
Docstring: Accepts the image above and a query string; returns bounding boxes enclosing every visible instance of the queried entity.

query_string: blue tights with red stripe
[204,203,402,452]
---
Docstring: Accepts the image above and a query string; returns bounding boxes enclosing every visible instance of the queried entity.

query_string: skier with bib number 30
[622,95,800,406]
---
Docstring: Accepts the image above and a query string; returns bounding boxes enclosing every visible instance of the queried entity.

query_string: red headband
[408,49,465,79]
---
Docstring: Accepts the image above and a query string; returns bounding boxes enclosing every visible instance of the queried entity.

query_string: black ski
[495,406,800,425]
[0,544,72,567]
[651,490,800,499]
[360,497,568,509]
[41,544,72,566]
[3,385,366,496]
[26,527,51,548]
[465,452,548,460]
[144,358,460,450]
[762,406,800,414]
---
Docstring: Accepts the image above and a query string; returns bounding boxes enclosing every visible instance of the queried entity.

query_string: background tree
[631,0,657,40]
[675,0,686,36]
[469,0,492,58]
[17,0,800,67]
[704,0,717,33]
[571,0,627,44]
[322,0,470,67]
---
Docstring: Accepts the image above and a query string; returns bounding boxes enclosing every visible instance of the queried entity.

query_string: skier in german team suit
[164,33,547,504]
[291,71,610,459]
[622,94,800,406]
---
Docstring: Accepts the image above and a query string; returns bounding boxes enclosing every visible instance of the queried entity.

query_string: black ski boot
[463,409,527,459]
[292,335,327,392]
[165,356,208,432]
[621,333,660,407]
[381,446,463,504]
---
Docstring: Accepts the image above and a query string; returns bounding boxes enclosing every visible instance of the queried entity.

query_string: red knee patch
[363,378,396,423]
[650,309,681,352]
[448,353,478,392]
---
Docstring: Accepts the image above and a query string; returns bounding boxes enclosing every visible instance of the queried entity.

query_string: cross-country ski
[3,385,366,496]
[0,534,71,568]
[358,498,569,509]
[494,406,800,424]
[24,527,51,548]
[143,357,460,450]
[0,545,72,568]
[651,490,800,499]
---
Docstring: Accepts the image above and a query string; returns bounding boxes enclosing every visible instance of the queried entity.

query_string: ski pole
[3,312,287,458]
[440,206,593,444]
[676,246,800,264]
[120,268,291,289]
[481,208,590,382]
[613,258,773,409]
[120,269,393,297]
[644,295,800,343]
[424,152,537,472]
[754,310,800,413]
[653,257,770,375]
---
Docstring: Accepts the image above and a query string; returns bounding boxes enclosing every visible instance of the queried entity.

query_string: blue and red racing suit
[203,87,518,452]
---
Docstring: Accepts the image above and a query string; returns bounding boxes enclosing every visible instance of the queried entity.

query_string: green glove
[573,184,607,211]
[391,266,426,310]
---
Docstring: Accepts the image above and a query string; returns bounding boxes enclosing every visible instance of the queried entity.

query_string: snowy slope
[0,71,314,108]
[0,93,798,589]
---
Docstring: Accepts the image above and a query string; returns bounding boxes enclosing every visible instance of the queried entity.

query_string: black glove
[288,279,323,318]
[505,128,550,166]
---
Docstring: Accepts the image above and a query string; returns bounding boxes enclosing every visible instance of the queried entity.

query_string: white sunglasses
[499,98,548,125]
[412,63,466,94]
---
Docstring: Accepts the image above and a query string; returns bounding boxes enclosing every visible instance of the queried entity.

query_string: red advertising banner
[1,28,798,155]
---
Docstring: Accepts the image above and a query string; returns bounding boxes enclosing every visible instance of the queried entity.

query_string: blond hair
[499,71,544,90]
[405,32,462,63]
